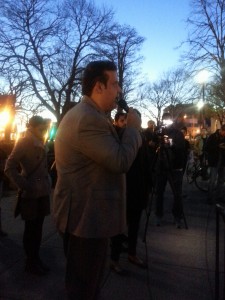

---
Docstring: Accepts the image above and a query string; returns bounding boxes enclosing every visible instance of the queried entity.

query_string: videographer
[153,113,185,228]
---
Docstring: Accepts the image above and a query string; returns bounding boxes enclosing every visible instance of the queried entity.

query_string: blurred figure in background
[110,111,128,273]
[144,120,155,143]
[154,113,185,228]
[205,125,225,204]
[5,116,51,276]
[110,110,151,273]
[143,120,157,172]
[194,127,208,166]
[126,109,152,268]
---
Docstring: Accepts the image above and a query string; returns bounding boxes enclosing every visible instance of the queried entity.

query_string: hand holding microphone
[117,98,141,130]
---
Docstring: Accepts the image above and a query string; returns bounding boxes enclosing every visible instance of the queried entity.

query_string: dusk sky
[95,0,191,81]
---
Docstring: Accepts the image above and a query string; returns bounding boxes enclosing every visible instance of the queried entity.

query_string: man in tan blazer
[53,60,142,300]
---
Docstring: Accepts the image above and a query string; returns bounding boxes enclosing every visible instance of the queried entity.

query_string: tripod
[143,140,188,243]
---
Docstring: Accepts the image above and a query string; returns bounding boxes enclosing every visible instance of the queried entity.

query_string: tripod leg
[142,188,155,243]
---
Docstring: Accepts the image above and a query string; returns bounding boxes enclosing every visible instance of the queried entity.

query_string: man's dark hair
[114,112,127,122]
[82,60,117,96]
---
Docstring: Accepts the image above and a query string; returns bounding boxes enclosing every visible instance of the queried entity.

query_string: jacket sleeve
[4,139,29,190]
[78,113,142,173]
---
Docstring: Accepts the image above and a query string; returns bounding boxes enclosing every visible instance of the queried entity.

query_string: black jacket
[205,130,225,167]
[153,125,185,170]
[126,132,152,210]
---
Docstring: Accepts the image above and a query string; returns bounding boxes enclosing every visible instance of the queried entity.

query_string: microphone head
[117,98,129,112]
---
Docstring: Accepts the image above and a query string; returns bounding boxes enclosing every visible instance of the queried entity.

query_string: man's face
[115,115,127,128]
[101,71,121,112]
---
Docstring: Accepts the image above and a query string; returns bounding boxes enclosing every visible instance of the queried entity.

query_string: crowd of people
[1,60,225,300]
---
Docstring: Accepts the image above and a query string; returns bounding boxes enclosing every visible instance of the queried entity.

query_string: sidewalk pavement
[0,180,224,300]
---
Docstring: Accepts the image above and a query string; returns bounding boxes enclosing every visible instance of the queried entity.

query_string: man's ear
[95,81,105,94]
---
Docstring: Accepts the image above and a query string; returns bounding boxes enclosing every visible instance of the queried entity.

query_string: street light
[196,70,209,128]
[197,99,204,110]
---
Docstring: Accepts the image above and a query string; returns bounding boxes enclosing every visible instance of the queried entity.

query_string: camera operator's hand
[126,108,142,130]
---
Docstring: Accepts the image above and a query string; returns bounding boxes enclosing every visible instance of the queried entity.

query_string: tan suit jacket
[53,96,142,238]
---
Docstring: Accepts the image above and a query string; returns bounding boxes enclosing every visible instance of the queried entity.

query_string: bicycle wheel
[194,166,210,192]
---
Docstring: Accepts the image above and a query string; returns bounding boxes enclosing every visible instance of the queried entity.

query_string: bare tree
[140,80,170,125]
[0,0,114,122]
[162,68,197,119]
[183,0,225,104]
[140,68,195,125]
[93,23,145,106]
[207,82,225,125]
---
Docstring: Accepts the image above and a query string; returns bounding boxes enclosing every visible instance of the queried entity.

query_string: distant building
[165,102,223,139]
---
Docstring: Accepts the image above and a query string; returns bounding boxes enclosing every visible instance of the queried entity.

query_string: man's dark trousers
[155,169,183,219]
[65,234,108,300]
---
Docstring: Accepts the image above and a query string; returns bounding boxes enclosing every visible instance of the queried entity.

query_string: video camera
[154,120,173,148]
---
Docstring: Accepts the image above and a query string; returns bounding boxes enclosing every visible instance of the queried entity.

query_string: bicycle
[185,156,210,192]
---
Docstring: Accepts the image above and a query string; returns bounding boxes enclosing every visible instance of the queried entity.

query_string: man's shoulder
[64,98,100,119]
[59,101,93,127]
[167,126,182,137]
[208,131,217,139]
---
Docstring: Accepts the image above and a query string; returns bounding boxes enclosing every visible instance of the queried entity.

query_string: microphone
[117,98,129,113]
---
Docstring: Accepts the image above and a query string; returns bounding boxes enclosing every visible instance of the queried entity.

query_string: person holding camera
[154,113,185,228]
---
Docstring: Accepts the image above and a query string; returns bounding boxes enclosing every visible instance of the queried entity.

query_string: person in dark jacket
[154,113,185,228]
[205,125,225,203]
[110,111,128,273]
[143,120,155,143]
[126,115,152,267]
[5,116,51,276]
[110,110,152,273]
